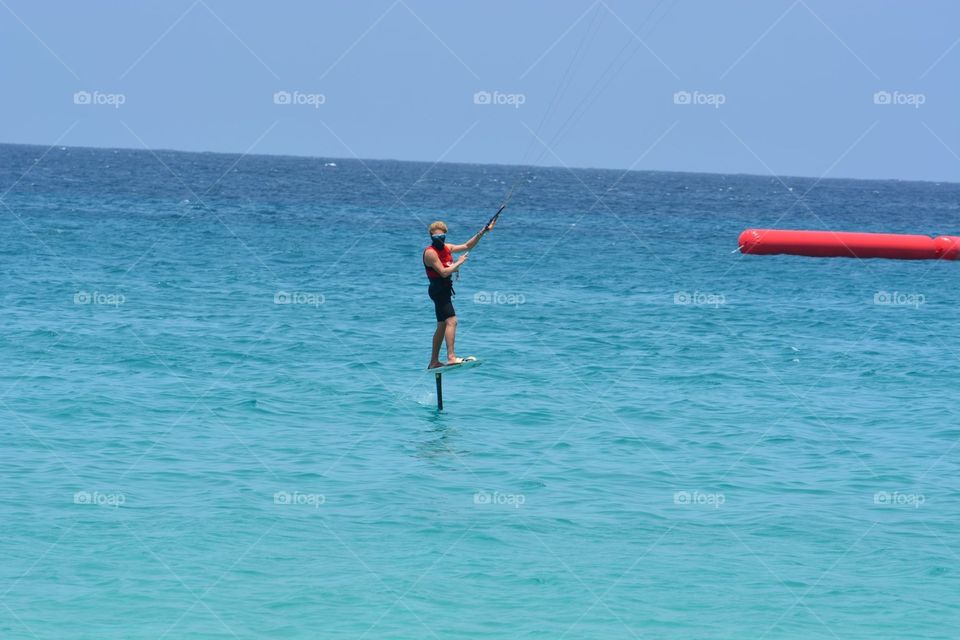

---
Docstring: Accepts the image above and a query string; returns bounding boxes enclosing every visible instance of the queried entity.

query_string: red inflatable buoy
[738,229,960,260]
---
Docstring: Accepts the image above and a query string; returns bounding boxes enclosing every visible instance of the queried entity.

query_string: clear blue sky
[2,0,958,182]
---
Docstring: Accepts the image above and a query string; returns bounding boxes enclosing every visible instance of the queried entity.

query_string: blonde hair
[428,221,448,234]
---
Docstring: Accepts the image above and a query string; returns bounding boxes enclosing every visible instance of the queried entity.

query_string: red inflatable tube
[739,229,960,260]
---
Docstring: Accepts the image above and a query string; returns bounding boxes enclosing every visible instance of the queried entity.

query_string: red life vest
[424,244,452,280]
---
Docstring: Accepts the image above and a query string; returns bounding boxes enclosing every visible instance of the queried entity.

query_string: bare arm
[449,228,487,253]
[424,247,467,278]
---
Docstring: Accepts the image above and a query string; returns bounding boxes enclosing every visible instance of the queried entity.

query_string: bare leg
[444,315,459,363]
[428,322,444,368]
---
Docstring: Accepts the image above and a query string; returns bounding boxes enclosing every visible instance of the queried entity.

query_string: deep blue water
[2,142,960,638]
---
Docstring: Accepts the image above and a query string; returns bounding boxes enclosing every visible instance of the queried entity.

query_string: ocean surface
[1,142,959,639]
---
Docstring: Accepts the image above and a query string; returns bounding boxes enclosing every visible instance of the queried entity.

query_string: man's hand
[458,252,469,264]
[485,217,499,233]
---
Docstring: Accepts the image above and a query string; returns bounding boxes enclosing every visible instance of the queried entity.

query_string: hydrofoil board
[428,356,481,373]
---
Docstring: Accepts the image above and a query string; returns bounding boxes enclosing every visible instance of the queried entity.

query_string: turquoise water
[2,143,960,638]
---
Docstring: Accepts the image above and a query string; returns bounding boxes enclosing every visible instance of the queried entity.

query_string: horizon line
[1,139,956,188]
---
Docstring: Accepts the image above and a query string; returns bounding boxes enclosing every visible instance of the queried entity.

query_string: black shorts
[428,279,456,322]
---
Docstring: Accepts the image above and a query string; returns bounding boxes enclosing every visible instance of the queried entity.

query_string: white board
[428,356,481,373]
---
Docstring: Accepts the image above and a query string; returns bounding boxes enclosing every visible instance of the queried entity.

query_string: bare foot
[446,356,465,365]
[428,361,444,369]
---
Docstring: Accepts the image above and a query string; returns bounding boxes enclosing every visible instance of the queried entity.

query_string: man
[423,218,496,369]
